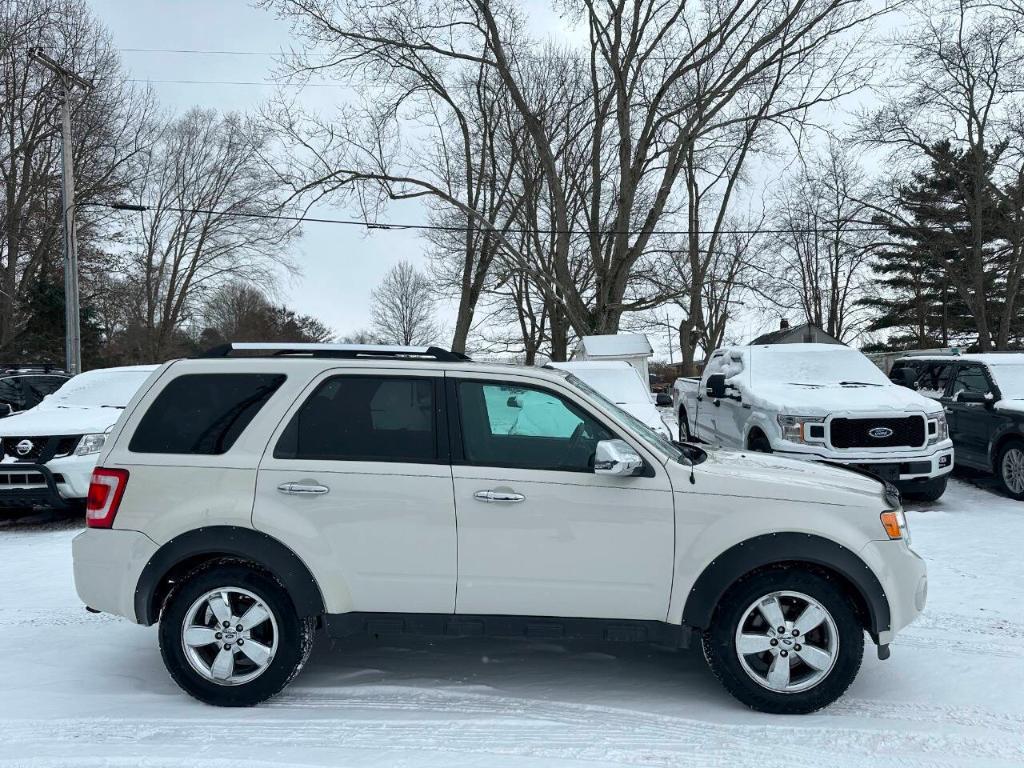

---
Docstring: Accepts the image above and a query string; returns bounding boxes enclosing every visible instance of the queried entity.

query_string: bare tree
[0,0,153,355]
[263,0,886,351]
[370,260,441,345]
[124,108,298,359]
[859,0,1024,350]
[202,281,334,345]
[761,140,875,342]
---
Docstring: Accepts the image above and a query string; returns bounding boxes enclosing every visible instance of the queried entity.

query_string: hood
[0,405,121,437]
[747,381,942,417]
[681,447,890,508]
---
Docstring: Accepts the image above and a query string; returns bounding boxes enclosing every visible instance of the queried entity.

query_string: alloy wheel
[181,586,279,686]
[1002,447,1024,495]
[734,590,839,693]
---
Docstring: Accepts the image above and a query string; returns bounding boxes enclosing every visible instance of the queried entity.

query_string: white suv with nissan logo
[72,344,927,714]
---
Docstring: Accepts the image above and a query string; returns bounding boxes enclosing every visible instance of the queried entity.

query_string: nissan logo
[14,439,34,456]
[868,427,894,439]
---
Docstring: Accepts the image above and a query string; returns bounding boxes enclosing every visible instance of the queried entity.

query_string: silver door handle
[277,482,329,496]
[473,490,525,503]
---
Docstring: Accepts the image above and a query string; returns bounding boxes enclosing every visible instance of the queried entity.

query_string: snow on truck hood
[744,381,944,417]
[0,365,157,437]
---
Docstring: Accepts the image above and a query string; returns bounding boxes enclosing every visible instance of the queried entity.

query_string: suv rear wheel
[996,439,1024,501]
[158,563,315,706]
[702,569,863,714]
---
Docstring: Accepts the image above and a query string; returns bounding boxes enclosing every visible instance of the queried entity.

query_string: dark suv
[890,354,1024,499]
[0,366,69,417]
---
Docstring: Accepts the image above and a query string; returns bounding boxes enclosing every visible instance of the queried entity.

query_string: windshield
[989,364,1024,400]
[562,367,649,404]
[565,373,705,465]
[39,368,153,409]
[750,346,891,387]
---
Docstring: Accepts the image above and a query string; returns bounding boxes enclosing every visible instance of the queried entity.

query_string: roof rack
[0,363,67,374]
[198,342,472,362]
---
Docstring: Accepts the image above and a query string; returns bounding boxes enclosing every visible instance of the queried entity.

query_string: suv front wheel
[702,569,863,714]
[158,563,315,706]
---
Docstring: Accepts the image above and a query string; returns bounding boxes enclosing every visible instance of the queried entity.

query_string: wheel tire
[702,569,864,714]
[901,475,947,502]
[996,439,1024,501]
[158,563,315,706]
[748,432,772,453]
[678,408,691,441]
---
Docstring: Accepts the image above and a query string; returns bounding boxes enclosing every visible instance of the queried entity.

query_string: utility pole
[28,47,93,375]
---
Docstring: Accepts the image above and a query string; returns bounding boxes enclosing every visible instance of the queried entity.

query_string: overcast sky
[88,0,900,359]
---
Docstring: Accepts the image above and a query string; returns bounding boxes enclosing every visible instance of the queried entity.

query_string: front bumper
[773,441,954,482]
[0,453,99,507]
[859,538,927,645]
[73,528,159,621]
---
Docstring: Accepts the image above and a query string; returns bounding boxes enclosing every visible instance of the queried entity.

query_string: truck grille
[829,416,926,449]
[1,436,81,462]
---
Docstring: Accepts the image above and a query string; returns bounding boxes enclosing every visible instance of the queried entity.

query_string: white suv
[73,343,927,714]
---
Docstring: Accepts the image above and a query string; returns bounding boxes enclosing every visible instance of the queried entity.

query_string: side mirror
[705,373,727,399]
[655,392,673,407]
[0,403,12,418]
[594,439,644,476]
[957,390,991,406]
[506,395,521,408]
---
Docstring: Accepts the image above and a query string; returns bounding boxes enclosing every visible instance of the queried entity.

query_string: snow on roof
[574,334,653,358]
[896,352,1024,366]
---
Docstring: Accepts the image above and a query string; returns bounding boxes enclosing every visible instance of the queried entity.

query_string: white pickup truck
[672,344,954,500]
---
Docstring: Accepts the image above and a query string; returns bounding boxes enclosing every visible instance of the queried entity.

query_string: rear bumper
[72,528,159,621]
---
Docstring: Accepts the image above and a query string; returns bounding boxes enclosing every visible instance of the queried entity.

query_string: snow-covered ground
[1,474,1022,768]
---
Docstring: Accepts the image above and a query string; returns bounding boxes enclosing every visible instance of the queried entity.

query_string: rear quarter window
[129,373,285,455]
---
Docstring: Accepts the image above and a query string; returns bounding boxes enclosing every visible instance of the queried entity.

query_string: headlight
[74,433,107,456]
[880,508,911,544]
[776,415,826,443]
[928,412,948,444]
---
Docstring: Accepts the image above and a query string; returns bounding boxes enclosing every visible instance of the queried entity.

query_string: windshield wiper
[839,381,882,387]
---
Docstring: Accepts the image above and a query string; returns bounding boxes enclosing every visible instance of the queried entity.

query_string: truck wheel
[702,569,863,714]
[159,563,315,706]
[748,432,772,453]
[678,408,692,441]
[901,476,947,502]
[996,439,1024,501]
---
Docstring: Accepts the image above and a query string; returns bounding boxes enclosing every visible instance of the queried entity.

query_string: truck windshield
[751,346,891,387]
[990,364,1024,400]
[564,373,705,465]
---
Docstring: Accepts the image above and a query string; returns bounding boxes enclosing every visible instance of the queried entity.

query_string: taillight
[85,468,129,528]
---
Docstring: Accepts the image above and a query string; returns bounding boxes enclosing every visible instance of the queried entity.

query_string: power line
[93,201,927,237]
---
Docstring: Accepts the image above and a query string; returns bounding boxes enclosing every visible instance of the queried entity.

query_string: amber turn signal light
[880,511,902,539]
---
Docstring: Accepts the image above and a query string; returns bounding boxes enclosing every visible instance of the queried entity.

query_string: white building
[571,334,654,385]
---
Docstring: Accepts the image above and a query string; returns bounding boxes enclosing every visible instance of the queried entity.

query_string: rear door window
[274,376,439,463]
[129,373,285,454]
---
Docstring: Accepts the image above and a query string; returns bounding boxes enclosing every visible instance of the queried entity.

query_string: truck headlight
[75,433,107,456]
[927,412,948,444]
[776,415,826,443]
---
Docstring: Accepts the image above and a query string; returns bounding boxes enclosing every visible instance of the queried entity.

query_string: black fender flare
[681,533,891,641]
[134,526,325,625]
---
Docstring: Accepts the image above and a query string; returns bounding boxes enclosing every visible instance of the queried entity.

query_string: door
[945,363,998,467]
[448,374,675,621]
[254,372,457,614]
[694,352,725,442]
